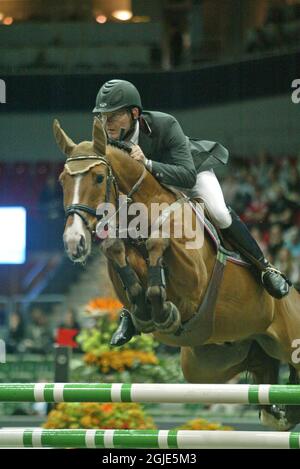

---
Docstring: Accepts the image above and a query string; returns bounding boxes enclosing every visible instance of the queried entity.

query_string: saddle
[159,184,250,268]
[190,198,250,268]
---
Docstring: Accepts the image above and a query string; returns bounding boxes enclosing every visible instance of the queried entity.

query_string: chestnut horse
[54,117,300,430]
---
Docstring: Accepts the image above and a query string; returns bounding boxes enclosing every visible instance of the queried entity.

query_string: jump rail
[0,383,300,405]
[0,429,299,449]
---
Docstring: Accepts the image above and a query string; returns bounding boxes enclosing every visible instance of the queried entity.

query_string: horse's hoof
[154,301,181,334]
[259,406,295,431]
[146,285,167,303]
[110,310,138,347]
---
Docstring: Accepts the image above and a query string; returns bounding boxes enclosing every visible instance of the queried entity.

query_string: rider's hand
[130,145,147,165]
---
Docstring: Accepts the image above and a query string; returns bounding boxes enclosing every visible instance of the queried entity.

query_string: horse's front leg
[146,236,181,333]
[101,238,154,332]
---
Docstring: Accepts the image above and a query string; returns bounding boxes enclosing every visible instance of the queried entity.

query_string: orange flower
[85,297,123,319]
[101,403,113,413]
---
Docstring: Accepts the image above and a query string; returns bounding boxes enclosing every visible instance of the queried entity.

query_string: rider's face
[99,109,132,140]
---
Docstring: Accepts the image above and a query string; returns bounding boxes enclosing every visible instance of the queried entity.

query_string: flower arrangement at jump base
[44,403,233,432]
[174,418,233,431]
[44,402,156,430]
[76,297,159,375]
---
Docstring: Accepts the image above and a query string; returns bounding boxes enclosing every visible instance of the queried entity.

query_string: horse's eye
[96,174,104,184]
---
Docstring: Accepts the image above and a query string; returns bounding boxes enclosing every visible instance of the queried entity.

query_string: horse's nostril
[80,235,86,249]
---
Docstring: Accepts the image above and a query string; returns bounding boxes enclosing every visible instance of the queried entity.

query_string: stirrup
[119,308,130,320]
[261,266,292,286]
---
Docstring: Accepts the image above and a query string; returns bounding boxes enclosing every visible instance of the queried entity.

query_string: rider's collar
[139,115,152,136]
[129,120,140,145]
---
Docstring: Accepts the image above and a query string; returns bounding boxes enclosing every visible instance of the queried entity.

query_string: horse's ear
[53,119,76,156]
[93,117,107,155]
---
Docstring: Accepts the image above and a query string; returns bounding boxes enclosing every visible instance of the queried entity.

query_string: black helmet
[93,79,142,113]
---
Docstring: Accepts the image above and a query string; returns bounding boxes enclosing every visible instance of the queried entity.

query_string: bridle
[64,156,116,235]
[63,155,147,238]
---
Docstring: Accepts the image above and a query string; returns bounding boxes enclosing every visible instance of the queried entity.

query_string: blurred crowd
[245,2,300,53]
[5,306,81,355]
[221,152,300,288]
[0,162,63,220]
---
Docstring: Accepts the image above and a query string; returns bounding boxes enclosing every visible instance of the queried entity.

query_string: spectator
[59,308,80,330]
[232,173,256,215]
[169,25,184,68]
[23,307,53,354]
[267,184,293,229]
[267,224,285,259]
[282,3,300,45]
[264,166,281,202]
[243,187,269,229]
[38,175,62,220]
[276,247,300,286]
[245,1,300,54]
[265,4,285,26]
[255,150,272,187]
[5,312,25,353]
[222,174,240,206]
[245,27,269,53]
[284,228,300,258]
[284,170,300,208]
[251,226,268,254]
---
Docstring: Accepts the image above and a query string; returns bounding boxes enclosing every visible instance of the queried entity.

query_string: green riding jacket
[138,110,229,188]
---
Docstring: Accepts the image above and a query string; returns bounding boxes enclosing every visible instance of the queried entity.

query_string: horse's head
[54,117,113,263]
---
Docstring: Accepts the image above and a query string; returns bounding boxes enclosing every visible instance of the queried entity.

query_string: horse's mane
[105,140,179,200]
[106,138,132,154]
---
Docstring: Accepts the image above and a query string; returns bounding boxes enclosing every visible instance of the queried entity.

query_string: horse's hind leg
[181,340,253,384]
[246,341,297,431]
[145,236,181,334]
[284,365,300,429]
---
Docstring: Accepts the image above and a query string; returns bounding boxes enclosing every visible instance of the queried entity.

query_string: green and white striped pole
[0,429,299,449]
[0,383,300,405]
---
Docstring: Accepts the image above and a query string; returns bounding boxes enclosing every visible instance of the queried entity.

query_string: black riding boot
[110,308,138,347]
[221,209,290,299]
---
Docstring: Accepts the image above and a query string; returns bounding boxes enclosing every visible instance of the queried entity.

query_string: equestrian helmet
[93,79,142,113]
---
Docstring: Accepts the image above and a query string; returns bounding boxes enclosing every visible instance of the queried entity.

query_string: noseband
[63,155,147,237]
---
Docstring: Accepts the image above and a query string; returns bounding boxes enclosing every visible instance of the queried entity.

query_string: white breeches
[180,169,232,229]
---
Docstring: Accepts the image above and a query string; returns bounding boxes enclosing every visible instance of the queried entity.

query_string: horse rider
[92,79,290,346]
